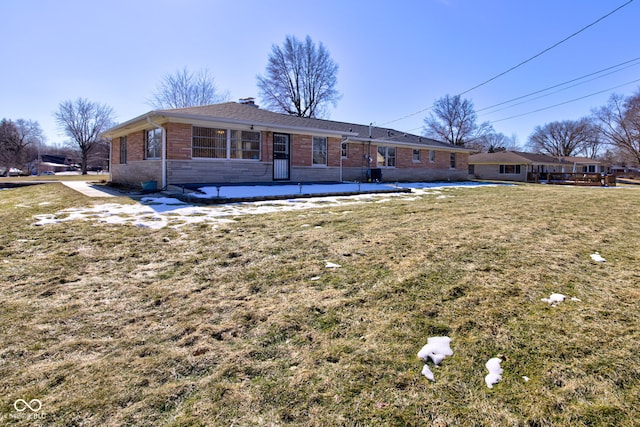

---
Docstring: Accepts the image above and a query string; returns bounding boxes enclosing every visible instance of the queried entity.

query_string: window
[377,146,396,167]
[341,141,348,158]
[144,128,162,159]
[499,165,521,174]
[582,165,596,173]
[120,136,127,164]
[450,153,456,169]
[312,136,327,165]
[413,149,420,162]
[429,150,436,163]
[193,127,261,159]
[193,127,227,158]
[231,130,261,159]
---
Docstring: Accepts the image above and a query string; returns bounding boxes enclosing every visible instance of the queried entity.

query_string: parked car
[41,171,55,175]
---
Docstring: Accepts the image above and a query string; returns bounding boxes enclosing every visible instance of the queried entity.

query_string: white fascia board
[164,113,359,138]
[350,137,471,152]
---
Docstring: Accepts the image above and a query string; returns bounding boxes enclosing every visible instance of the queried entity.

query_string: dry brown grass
[1,183,639,426]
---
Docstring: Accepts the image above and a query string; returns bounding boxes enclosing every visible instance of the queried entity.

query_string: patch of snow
[590,252,606,262]
[325,262,341,268]
[541,293,566,305]
[310,276,321,281]
[33,214,62,226]
[30,182,503,229]
[421,364,435,381]
[541,293,582,306]
[485,357,504,388]
[140,196,187,205]
[522,376,530,382]
[418,336,453,382]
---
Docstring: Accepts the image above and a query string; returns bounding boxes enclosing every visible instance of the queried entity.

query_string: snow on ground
[485,357,504,388]
[590,252,606,262]
[541,293,582,306]
[30,182,497,229]
[418,336,454,382]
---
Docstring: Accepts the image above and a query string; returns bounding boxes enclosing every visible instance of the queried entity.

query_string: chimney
[239,97,258,107]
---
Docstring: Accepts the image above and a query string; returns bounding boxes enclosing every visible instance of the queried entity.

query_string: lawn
[0,183,639,426]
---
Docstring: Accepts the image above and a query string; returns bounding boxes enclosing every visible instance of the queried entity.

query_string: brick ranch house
[469,151,603,182]
[103,100,471,188]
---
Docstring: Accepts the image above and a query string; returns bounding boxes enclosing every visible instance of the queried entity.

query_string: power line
[488,77,640,124]
[378,0,634,127]
[477,57,640,115]
[458,0,634,96]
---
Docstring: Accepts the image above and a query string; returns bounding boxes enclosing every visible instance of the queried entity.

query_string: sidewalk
[61,181,121,198]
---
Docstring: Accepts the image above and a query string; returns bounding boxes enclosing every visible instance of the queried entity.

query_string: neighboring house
[38,154,75,174]
[469,151,602,182]
[102,101,471,188]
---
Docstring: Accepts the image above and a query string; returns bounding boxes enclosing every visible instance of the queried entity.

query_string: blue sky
[1,0,638,147]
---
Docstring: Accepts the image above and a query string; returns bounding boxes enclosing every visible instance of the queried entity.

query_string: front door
[273,133,290,180]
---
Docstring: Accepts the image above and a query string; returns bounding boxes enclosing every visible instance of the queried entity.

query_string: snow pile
[541,293,582,306]
[590,252,606,262]
[485,357,504,388]
[417,336,453,381]
[541,293,566,305]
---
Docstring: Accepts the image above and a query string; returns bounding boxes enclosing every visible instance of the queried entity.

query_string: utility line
[489,77,640,124]
[374,74,640,143]
[458,0,634,96]
[477,57,640,115]
[378,0,634,127]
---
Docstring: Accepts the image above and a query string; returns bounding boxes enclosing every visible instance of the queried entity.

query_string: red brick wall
[292,134,312,166]
[341,141,374,168]
[167,123,191,160]
[127,131,145,161]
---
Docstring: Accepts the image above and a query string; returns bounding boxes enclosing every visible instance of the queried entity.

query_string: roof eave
[102,111,359,139]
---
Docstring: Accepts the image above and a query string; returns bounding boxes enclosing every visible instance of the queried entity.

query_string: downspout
[108,138,112,182]
[147,117,166,189]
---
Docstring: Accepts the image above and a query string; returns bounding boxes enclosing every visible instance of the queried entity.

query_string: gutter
[146,116,166,190]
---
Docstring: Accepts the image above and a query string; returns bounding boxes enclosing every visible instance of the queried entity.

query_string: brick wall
[109,121,470,185]
[167,123,191,160]
[292,134,312,166]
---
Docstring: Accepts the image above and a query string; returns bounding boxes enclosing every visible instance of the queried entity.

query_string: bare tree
[527,119,592,157]
[148,67,230,110]
[257,35,340,118]
[0,118,43,175]
[423,95,493,146]
[579,121,606,159]
[593,90,640,165]
[54,98,115,174]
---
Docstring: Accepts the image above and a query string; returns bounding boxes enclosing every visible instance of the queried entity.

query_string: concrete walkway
[61,181,121,198]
